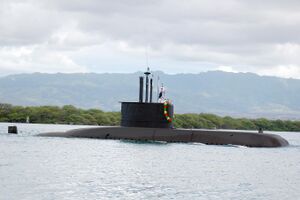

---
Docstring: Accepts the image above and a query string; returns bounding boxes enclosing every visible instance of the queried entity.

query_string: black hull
[39,126,289,147]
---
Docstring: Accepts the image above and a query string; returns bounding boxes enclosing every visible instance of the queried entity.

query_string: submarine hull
[39,127,289,147]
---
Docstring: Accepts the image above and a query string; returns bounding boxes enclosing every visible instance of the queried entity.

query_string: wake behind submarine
[39,69,289,147]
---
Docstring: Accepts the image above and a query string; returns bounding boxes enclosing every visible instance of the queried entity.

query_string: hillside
[1,71,300,119]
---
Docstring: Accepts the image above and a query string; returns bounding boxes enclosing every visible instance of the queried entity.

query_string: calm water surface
[0,123,300,200]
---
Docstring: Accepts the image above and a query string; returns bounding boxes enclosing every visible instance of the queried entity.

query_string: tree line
[0,104,120,126]
[1,103,300,132]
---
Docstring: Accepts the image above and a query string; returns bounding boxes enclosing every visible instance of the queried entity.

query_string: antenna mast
[145,46,149,68]
[144,67,151,103]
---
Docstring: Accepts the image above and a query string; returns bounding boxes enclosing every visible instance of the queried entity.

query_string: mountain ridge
[1,71,300,119]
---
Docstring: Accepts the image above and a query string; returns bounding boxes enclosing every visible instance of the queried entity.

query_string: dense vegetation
[0,104,120,126]
[1,103,300,132]
[174,114,300,131]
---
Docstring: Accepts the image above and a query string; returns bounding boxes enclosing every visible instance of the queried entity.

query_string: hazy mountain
[1,71,300,119]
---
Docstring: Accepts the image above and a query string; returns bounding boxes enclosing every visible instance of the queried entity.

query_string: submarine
[39,68,289,147]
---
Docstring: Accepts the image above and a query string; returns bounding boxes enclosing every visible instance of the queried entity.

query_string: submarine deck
[39,126,289,147]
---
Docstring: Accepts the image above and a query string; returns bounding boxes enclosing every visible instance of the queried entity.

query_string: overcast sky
[1,0,300,78]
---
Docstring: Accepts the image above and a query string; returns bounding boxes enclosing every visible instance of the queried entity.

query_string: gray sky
[1,0,300,78]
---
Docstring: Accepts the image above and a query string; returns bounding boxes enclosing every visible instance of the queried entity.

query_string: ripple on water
[0,123,299,200]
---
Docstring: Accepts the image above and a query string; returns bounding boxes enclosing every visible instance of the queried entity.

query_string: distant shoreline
[1,103,300,132]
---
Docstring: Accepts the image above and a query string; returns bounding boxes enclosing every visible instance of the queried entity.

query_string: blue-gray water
[0,123,300,200]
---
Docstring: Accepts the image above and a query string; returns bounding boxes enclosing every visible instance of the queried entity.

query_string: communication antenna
[144,46,155,103]
[145,46,149,68]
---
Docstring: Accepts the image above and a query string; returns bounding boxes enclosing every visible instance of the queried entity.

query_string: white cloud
[258,65,300,79]
[216,66,238,73]
[0,0,300,78]
[0,45,88,75]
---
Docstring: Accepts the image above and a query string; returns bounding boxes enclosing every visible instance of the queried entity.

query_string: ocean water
[0,123,299,200]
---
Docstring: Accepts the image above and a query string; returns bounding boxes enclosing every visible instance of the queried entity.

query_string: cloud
[0,45,88,75]
[0,0,300,78]
[258,65,300,79]
[0,1,61,46]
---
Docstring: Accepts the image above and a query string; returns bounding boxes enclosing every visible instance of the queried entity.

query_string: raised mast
[144,67,151,103]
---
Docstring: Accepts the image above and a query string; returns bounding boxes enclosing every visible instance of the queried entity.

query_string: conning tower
[121,68,174,128]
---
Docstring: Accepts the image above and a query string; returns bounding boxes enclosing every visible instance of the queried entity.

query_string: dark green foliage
[0,103,120,125]
[173,113,300,131]
[0,103,300,131]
